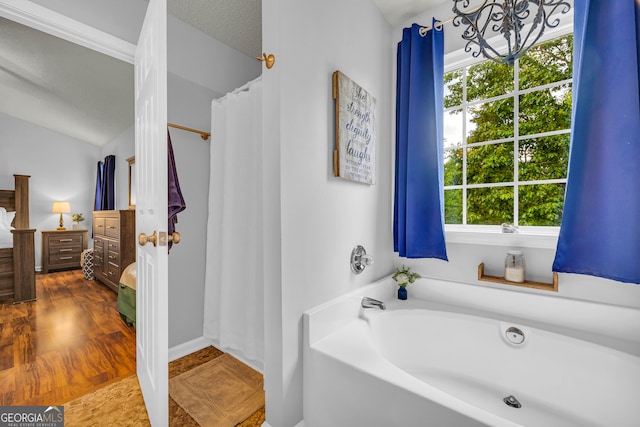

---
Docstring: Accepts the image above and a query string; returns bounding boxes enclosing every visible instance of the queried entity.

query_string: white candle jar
[504,250,525,283]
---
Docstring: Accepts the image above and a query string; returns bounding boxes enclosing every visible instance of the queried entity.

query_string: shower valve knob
[351,245,373,274]
[360,254,374,266]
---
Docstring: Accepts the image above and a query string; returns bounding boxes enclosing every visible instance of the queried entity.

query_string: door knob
[168,231,181,244]
[138,231,157,247]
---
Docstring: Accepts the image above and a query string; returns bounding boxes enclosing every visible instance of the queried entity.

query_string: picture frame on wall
[332,70,376,185]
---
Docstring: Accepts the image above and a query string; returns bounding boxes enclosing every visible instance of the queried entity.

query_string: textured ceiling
[168,0,262,58]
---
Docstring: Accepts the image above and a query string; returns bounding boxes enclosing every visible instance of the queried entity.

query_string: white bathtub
[303,277,640,427]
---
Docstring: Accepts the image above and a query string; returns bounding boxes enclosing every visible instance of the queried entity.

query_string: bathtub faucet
[361,297,386,310]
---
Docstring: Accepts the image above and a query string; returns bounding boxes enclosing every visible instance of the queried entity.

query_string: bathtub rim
[305,275,640,357]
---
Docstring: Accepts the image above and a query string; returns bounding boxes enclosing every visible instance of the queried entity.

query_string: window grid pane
[518,183,566,226]
[443,34,573,227]
[467,142,514,184]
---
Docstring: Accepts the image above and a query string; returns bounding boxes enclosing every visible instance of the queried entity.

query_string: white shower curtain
[204,77,264,367]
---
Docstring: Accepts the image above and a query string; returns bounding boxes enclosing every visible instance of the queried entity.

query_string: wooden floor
[0,270,136,406]
[0,269,265,425]
[63,346,265,426]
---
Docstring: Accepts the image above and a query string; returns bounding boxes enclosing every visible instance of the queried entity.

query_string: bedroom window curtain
[94,155,116,211]
[394,22,448,260]
[99,155,116,211]
[94,161,104,211]
[552,0,640,284]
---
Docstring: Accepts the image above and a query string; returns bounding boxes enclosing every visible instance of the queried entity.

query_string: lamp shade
[51,201,71,213]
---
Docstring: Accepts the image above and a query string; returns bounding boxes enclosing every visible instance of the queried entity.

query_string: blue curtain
[100,155,116,211]
[394,22,447,260]
[94,161,104,211]
[552,0,640,284]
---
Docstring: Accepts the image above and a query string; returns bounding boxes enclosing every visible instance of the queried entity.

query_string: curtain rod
[419,0,498,35]
[419,2,571,36]
[419,16,454,35]
[168,123,211,140]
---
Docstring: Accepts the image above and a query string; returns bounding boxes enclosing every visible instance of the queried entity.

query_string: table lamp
[52,201,71,230]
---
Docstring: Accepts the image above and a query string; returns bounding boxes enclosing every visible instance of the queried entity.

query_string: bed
[0,175,36,302]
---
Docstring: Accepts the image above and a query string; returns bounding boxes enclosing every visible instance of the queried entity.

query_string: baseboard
[206,337,264,373]
[169,335,265,372]
[168,336,211,362]
[261,420,305,427]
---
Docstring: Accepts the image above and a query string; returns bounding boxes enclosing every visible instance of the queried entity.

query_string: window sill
[445,226,559,250]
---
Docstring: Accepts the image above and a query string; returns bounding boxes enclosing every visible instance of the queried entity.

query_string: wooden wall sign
[333,71,376,185]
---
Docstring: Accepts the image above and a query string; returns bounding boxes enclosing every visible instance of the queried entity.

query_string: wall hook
[256,52,275,69]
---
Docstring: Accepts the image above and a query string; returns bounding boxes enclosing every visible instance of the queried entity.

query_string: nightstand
[41,229,88,274]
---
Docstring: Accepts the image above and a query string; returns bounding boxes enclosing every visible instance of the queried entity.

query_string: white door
[134,0,168,425]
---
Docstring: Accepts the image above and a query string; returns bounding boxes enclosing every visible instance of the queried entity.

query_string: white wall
[263,0,394,425]
[0,112,100,270]
[164,72,215,347]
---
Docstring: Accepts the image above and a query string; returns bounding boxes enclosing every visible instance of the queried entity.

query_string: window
[443,34,573,228]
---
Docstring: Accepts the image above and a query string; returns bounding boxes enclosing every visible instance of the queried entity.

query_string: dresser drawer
[106,240,120,253]
[48,234,83,247]
[93,217,106,237]
[105,218,120,238]
[93,250,104,267]
[49,253,81,265]
[0,254,12,274]
[107,262,121,280]
[48,244,82,256]
[106,251,120,267]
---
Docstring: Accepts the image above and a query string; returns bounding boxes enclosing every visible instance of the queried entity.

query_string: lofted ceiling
[0,0,445,147]
[0,16,134,147]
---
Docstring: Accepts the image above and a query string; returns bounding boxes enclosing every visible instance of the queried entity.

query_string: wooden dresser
[93,210,135,292]
[41,229,88,274]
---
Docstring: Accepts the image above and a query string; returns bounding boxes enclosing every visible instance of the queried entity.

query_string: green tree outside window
[443,34,573,227]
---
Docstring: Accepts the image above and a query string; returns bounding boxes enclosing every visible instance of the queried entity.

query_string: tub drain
[503,395,522,408]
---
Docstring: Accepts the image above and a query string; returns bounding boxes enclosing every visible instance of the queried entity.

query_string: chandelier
[451,0,572,66]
